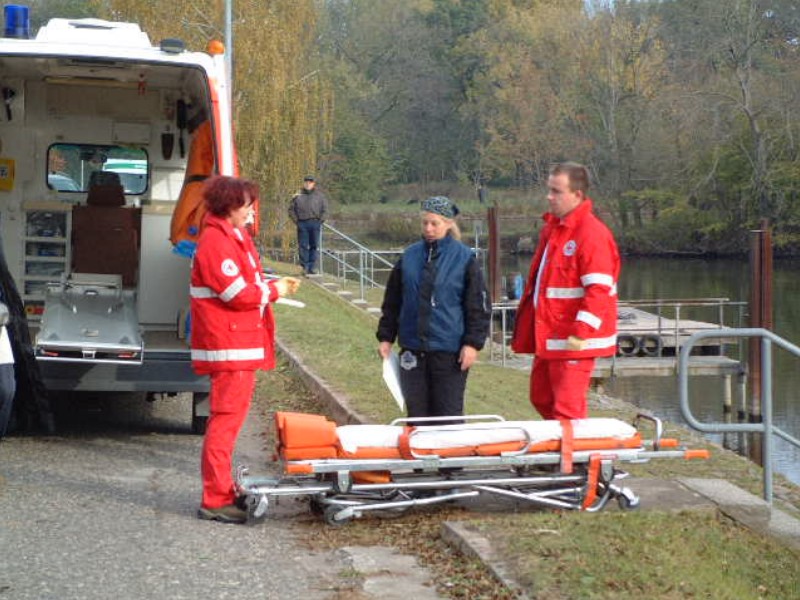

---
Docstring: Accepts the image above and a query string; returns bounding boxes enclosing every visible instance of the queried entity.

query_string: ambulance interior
[0,55,214,352]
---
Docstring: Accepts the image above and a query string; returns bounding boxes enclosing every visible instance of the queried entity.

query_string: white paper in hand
[382,351,405,411]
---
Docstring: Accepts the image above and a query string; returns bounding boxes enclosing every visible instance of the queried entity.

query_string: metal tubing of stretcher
[678,327,800,505]
[472,484,587,510]
[241,473,588,498]
[332,490,481,520]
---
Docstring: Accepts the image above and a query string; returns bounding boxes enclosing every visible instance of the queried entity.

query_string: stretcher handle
[406,424,532,459]
[389,414,505,426]
[633,413,664,450]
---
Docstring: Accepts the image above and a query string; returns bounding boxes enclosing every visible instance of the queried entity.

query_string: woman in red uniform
[190,175,299,523]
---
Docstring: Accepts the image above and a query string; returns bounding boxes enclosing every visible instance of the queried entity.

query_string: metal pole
[761,336,773,505]
[225,0,233,107]
[748,223,772,465]
[487,206,501,303]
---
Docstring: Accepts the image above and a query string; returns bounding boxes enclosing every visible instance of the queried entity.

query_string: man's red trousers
[201,370,255,509]
[530,358,594,420]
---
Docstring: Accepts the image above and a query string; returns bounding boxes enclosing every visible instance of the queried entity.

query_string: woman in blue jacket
[377,196,490,422]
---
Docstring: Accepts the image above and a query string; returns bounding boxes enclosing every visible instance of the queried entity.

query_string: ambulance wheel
[323,505,351,527]
[191,392,209,435]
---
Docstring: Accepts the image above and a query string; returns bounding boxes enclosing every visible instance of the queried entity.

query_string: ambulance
[0,8,238,432]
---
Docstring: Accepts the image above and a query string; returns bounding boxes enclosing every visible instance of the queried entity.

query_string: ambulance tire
[616,334,640,357]
[640,335,663,358]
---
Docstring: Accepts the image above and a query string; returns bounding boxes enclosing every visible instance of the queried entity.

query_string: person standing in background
[511,162,619,421]
[288,176,328,275]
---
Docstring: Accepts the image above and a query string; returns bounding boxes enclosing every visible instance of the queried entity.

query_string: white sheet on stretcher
[336,418,637,455]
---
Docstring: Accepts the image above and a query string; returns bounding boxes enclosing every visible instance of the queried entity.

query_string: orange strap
[398,426,415,459]
[684,449,710,460]
[582,454,602,510]
[558,419,574,474]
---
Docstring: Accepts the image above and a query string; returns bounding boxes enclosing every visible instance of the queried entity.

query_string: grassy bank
[268,263,800,598]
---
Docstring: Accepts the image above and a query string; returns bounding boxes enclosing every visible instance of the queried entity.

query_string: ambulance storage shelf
[22,202,71,320]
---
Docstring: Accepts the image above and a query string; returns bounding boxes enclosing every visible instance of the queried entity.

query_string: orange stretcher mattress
[274,412,642,461]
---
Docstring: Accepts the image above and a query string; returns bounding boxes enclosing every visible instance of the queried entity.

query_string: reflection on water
[502,254,800,485]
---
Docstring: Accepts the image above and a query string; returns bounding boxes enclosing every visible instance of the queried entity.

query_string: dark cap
[421,196,459,219]
[303,175,315,182]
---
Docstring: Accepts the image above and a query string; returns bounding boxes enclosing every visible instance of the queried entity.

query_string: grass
[266,260,800,599]
[476,511,800,599]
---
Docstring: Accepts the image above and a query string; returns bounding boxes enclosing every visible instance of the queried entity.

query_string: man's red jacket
[512,199,620,359]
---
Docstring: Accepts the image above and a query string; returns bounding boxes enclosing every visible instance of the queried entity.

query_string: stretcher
[236,412,710,525]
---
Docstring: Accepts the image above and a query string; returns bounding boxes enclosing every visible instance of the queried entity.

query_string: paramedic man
[377,196,491,423]
[191,176,300,524]
[511,162,620,420]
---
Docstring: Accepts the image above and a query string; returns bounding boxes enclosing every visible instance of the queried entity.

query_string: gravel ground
[0,390,347,600]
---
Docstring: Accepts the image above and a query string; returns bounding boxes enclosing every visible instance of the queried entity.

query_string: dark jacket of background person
[288,187,328,223]
[377,234,490,353]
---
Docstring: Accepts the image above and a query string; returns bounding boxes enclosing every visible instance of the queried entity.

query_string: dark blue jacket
[377,235,490,353]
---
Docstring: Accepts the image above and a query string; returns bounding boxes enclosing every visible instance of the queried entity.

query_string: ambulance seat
[72,172,141,286]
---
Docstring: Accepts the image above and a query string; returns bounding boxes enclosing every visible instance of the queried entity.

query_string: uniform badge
[563,240,577,256]
[221,258,239,277]
[400,350,418,370]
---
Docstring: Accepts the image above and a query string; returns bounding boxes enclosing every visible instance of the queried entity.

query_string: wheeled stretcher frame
[236,413,709,526]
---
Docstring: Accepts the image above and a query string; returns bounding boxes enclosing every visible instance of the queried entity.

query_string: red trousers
[201,370,255,509]
[530,358,594,420]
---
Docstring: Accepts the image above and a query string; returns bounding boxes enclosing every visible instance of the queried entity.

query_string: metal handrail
[489,297,746,367]
[319,222,397,299]
[678,328,800,505]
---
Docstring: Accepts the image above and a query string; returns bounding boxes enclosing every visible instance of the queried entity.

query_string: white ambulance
[0,10,237,431]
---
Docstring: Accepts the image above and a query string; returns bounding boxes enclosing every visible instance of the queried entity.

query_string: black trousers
[399,350,468,425]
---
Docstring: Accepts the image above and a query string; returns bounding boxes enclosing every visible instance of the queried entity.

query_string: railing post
[761,336,773,504]
[359,249,365,300]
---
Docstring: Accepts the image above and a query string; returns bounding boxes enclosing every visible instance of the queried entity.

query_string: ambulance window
[47,144,149,195]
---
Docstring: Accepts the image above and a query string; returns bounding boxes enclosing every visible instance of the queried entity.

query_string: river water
[502,255,800,486]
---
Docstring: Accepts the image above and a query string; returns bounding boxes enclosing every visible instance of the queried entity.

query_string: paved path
[0,391,442,599]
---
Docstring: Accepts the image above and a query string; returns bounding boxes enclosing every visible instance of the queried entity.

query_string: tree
[98,0,331,253]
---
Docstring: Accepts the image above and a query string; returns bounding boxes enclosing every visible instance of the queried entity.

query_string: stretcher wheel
[323,505,351,527]
[617,489,640,510]
[309,496,326,516]
[243,494,269,523]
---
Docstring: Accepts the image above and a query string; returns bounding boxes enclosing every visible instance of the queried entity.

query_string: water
[502,255,800,486]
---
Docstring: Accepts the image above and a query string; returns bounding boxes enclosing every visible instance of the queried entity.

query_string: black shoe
[197,504,247,524]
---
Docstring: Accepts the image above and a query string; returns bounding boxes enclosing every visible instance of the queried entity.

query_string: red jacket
[190,214,278,374]
[511,199,619,359]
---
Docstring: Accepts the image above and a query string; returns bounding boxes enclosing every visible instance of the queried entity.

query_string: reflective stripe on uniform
[191,347,265,362]
[546,287,584,299]
[219,276,246,302]
[576,310,602,330]
[545,334,617,351]
[580,272,614,288]
[190,277,246,303]
[190,286,216,299]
